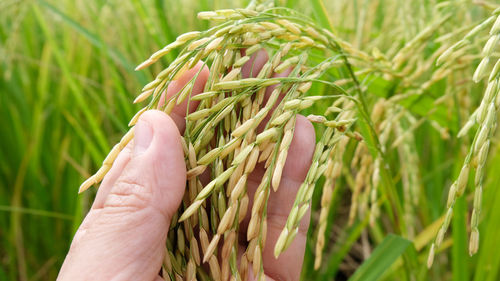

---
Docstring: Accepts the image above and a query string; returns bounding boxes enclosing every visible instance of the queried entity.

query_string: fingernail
[134,119,153,156]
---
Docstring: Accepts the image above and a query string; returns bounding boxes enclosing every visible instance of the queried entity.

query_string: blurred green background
[2,0,500,280]
[0,0,244,279]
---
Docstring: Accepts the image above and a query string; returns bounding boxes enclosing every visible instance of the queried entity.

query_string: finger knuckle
[103,180,152,212]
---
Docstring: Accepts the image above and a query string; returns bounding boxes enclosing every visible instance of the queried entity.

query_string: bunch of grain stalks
[77,1,500,280]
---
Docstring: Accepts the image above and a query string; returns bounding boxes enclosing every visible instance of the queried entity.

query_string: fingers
[246,115,316,281]
[262,67,294,112]
[58,110,186,281]
[241,49,268,78]
[276,116,316,184]
[240,48,294,132]
[158,61,210,132]
[255,67,294,133]
[238,49,314,280]
[158,49,266,133]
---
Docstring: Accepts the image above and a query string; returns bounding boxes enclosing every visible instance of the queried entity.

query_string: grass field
[2,0,500,280]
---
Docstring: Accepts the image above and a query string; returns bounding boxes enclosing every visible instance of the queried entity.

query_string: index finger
[158,61,210,133]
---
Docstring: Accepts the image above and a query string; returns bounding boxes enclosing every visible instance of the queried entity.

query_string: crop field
[2,0,500,280]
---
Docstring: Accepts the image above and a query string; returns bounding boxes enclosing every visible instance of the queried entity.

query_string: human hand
[58,50,315,281]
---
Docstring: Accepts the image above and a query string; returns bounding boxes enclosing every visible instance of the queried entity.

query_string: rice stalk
[428,8,500,266]
[74,1,500,279]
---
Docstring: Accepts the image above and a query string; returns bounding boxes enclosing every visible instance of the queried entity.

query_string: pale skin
[58,50,315,281]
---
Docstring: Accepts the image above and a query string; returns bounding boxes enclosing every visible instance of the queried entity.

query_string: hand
[58,50,315,281]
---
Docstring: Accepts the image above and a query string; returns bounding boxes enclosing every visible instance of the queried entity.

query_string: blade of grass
[452,196,469,281]
[0,206,73,220]
[310,0,334,32]
[37,0,147,84]
[32,4,109,156]
[474,149,500,281]
[322,216,369,278]
[348,234,412,281]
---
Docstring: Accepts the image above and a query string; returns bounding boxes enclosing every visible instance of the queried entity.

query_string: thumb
[58,110,186,281]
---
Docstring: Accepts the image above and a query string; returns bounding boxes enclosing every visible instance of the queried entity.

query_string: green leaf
[452,195,470,281]
[322,218,368,278]
[37,0,147,84]
[310,0,334,31]
[348,234,412,281]
[397,91,457,132]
